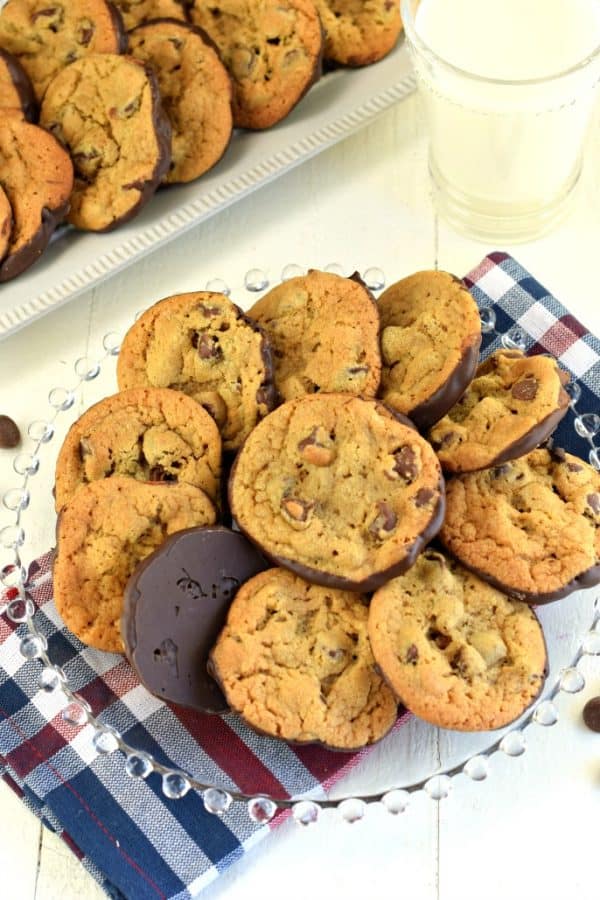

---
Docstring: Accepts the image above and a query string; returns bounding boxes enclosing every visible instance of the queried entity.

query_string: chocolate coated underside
[0,201,70,283]
[409,334,482,432]
[0,48,37,122]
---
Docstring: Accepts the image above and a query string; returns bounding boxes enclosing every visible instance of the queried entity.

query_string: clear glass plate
[1,263,599,826]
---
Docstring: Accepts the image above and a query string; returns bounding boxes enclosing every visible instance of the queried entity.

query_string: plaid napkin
[1,252,599,900]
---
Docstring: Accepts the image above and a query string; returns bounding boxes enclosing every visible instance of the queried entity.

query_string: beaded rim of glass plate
[2,261,600,828]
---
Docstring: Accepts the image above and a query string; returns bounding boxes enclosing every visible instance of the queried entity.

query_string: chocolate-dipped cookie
[314,0,402,67]
[440,447,600,603]
[54,387,222,511]
[112,0,189,30]
[128,19,233,184]
[0,114,73,282]
[429,349,570,473]
[117,291,277,452]
[248,269,381,401]
[368,550,548,731]
[210,567,399,750]
[229,393,445,591]
[377,270,482,430]
[189,0,323,129]
[54,478,217,653]
[0,185,12,265]
[40,53,171,232]
[123,526,269,712]
[0,47,36,120]
[0,0,127,102]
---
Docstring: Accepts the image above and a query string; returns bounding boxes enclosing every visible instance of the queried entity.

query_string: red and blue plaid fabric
[1,252,599,899]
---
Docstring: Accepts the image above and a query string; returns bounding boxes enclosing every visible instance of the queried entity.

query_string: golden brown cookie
[54,478,217,652]
[54,387,222,511]
[440,447,600,603]
[39,53,171,231]
[429,350,570,473]
[314,0,402,66]
[368,550,547,731]
[189,0,323,129]
[378,271,482,430]
[0,0,127,102]
[117,291,277,452]
[249,270,381,401]
[0,113,73,282]
[128,19,233,184]
[0,47,36,119]
[111,0,189,31]
[209,567,398,749]
[0,184,12,265]
[229,393,445,590]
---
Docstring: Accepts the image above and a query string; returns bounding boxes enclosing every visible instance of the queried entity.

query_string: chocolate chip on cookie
[209,567,399,750]
[189,0,323,129]
[229,393,445,591]
[0,0,127,102]
[128,20,233,184]
[111,0,189,31]
[54,387,222,511]
[0,47,36,120]
[429,350,570,473]
[314,0,403,67]
[377,270,482,430]
[54,478,217,652]
[249,269,381,401]
[368,550,548,731]
[40,53,171,231]
[117,291,277,452]
[440,448,600,603]
[0,114,73,282]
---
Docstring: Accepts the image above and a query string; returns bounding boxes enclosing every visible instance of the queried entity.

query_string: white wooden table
[0,91,599,900]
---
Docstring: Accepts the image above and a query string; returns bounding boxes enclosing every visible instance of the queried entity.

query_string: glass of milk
[401,0,600,241]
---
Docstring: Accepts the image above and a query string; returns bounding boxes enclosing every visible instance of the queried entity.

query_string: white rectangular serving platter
[0,40,415,339]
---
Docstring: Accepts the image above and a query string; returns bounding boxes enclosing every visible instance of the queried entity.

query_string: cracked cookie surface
[378,270,481,430]
[54,387,222,511]
[189,0,322,129]
[0,113,73,282]
[440,448,600,602]
[314,0,402,66]
[249,270,381,402]
[39,53,171,231]
[0,47,35,119]
[111,0,189,30]
[429,349,570,473]
[117,291,277,452]
[129,20,233,184]
[368,550,547,731]
[0,0,127,101]
[54,477,217,652]
[209,567,398,749]
[229,393,445,590]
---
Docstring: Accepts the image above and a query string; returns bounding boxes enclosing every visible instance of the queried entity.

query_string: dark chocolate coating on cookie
[409,337,481,432]
[0,48,37,121]
[122,526,269,712]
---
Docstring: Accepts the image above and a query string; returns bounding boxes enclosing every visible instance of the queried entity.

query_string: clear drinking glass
[401,0,600,242]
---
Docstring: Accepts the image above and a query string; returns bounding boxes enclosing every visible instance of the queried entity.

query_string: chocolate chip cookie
[248,270,381,401]
[229,393,445,591]
[39,53,171,231]
[368,550,547,731]
[314,0,402,67]
[209,567,398,749]
[123,526,269,713]
[117,291,277,452]
[0,47,36,120]
[378,271,482,430]
[429,350,570,473]
[54,478,217,652]
[54,387,222,511]
[128,20,233,184]
[440,447,600,603]
[0,114,73,282]
[0,0,127,102]
[111,0,189,31]
[189,0,323,129]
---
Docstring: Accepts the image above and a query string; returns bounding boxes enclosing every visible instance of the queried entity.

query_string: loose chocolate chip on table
[0,415,20,449]
[582,696,600,732]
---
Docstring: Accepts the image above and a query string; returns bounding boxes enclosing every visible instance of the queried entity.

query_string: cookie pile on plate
[52,268,600,751]
[0,0,403,282]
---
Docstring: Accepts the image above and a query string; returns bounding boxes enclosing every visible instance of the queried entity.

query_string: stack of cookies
[52,268,600,751]
[0,0,404,281]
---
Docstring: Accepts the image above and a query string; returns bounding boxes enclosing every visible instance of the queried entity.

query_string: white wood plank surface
[0,92,599,900]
